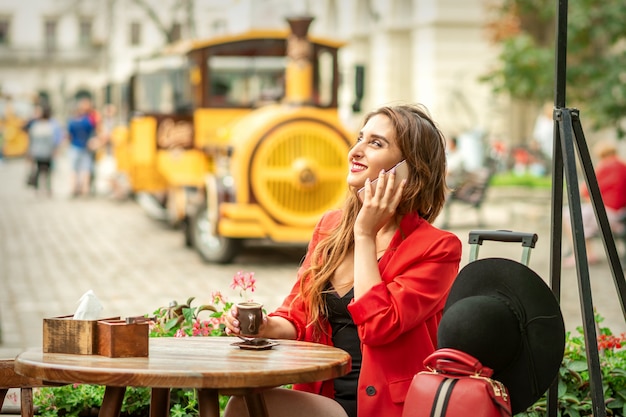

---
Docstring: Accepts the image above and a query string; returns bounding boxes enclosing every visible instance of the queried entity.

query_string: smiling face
[347,113,404,189]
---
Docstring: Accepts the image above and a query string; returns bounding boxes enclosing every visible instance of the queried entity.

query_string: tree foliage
[481,0,626,137]
[130,0,196,43]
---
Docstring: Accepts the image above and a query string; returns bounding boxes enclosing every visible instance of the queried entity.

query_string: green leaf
[609,367,626,377]
[182,307,194,321]
[165,316,183,331]
[568,361,588,373]
[561,394,582,404]
[558,378,569,396]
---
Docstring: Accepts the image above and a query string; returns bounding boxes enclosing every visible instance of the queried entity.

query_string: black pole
[547,1,568,413]
[547,3,568,415]
[549,1,608,416]
[554,0,568,108]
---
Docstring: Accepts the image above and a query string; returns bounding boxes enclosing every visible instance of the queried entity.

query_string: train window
[133,67,193,114]
[316,49,334,107]
[207,56,286,107]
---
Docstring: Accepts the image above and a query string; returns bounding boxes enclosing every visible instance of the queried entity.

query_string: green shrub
[517,314,626,416]
[34,386,208,417]
[34,384,105,417]
[491,172,552,188]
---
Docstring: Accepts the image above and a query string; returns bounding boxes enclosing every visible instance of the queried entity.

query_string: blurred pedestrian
[98,103,117,153]
[26,104,63,196]
[563,140,626,267]
[533,102,554,162]
[445,136,466,189]
[92,103,118,195]
[23,103,43,187]
[67,97,98,197]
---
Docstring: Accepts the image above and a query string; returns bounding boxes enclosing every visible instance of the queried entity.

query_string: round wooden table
[15,337,351,417]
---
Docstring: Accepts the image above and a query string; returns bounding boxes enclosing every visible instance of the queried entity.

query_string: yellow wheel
[250,119,349,227]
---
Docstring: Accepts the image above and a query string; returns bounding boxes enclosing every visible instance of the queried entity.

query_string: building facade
[0,0,519,145]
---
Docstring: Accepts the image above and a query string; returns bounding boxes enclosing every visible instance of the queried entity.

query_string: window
[79,18,93,47]
[316,49,334,107]
[130,21,141,46]
[133,55,192,113]
[44,18,58,52]
[0,18,10,46]
[207,56,286,107]
[391,0,413,28]
[170,22,181,42]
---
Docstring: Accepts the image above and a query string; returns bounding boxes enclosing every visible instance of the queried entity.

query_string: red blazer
[270,210,462,417]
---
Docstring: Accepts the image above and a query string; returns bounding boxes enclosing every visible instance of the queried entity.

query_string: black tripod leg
[559,108,606,417]
[571,113,626,315]
[547,111,564,417]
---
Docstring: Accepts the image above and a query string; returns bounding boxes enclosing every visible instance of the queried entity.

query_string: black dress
[325,287,361,417]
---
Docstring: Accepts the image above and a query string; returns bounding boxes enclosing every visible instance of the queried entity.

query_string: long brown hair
[299,103,448,335]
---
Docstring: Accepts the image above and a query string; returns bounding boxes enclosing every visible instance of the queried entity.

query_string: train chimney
[285,16,314,105]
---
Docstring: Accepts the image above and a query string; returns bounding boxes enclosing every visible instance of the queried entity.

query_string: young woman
[224,104,462,417]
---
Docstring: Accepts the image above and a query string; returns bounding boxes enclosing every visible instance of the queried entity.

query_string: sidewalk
[0,155,310,356]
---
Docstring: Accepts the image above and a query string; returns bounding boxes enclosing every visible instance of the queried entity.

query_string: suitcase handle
[468,230,538,248]
[468,230,538,265]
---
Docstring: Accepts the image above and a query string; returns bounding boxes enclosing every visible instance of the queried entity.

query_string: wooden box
[97,319,149,358]
[43,315,119,355]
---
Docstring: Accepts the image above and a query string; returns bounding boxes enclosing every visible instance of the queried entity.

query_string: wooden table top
[14,337,352,390]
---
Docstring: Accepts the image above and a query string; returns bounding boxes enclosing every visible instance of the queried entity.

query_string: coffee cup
[236,302,263,336]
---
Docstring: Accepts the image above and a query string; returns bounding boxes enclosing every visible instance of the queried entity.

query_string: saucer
[231,339,279,350]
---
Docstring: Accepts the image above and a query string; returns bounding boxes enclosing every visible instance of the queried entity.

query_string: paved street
[1,152,625,362]
[0,154,306,358]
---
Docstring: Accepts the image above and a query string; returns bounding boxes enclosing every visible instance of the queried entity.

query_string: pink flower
[230,271,256,297]
[190,320,214,336]
[211,290,226,304]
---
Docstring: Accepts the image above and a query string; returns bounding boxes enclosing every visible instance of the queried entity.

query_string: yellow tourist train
[112,17,355,263]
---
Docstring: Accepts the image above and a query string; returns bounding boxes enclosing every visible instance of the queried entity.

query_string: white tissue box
[43,315,120,355]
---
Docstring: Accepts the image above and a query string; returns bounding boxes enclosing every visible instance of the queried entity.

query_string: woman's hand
[355,168,407,239]
[225,307,298,340]
[224,306,268,336]
[353,169,406,299]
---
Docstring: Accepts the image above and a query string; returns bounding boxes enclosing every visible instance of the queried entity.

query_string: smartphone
[357,160,409,202]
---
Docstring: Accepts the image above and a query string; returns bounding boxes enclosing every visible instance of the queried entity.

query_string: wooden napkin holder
[97,319,149,358]
[43,315,120,355]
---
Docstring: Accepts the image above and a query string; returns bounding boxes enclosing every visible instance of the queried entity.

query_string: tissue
[73,290,103,320]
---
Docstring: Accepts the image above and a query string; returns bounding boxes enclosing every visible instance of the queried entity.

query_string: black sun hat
[437,257,565,415]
